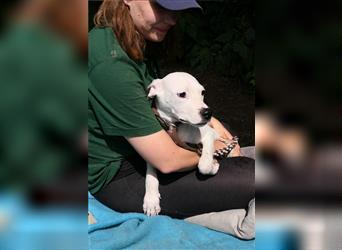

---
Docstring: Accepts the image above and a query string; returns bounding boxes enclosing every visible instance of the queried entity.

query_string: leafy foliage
[166,0,255,86]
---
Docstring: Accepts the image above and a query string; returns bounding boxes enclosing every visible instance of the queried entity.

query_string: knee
[219,156,255,195]
[221,156,255,179]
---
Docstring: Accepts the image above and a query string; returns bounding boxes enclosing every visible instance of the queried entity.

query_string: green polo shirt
[88,27,162,194]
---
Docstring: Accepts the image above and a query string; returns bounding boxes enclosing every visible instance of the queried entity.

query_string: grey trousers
[185,146,255,240]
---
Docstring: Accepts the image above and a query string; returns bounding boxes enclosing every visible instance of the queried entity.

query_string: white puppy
[143,72,221,216]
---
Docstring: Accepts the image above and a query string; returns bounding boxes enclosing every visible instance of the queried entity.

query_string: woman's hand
[214,139,241,157]
[210,117,241,156]
[210,117,233,140]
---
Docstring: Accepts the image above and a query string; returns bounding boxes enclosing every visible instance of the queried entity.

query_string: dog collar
[152,107,201,153]
[152,107,178,132]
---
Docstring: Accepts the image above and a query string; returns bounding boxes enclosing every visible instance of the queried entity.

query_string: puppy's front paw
[209,159,219,175]
[143,192,161,216]
[198,157,219,175]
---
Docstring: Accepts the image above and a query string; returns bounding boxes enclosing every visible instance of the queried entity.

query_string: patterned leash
[213,136,239,159]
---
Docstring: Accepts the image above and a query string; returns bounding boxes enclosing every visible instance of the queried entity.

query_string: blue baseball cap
[155,0,202,11]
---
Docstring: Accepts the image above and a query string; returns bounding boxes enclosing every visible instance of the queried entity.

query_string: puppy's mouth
[194,121,209,127]
[179,119,208,127]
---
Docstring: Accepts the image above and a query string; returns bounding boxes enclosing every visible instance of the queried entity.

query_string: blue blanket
[88,194,254,250]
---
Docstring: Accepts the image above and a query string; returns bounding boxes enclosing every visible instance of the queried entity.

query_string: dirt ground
[160,65,255,147]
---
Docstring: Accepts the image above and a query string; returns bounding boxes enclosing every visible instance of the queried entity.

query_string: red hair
[94,0,145,62]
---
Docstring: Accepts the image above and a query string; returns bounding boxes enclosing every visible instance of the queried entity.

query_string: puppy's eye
[201,90,206,96]
[177,92,186,98]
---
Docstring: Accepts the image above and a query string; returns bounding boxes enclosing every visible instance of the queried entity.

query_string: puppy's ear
[147,79,162,98]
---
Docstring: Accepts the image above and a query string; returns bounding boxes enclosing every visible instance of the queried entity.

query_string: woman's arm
[210,116,241,156]
[126,130,200,174]
[210,116,233,139]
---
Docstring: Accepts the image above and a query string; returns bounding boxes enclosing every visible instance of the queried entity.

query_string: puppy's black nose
[200,108,212,121]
